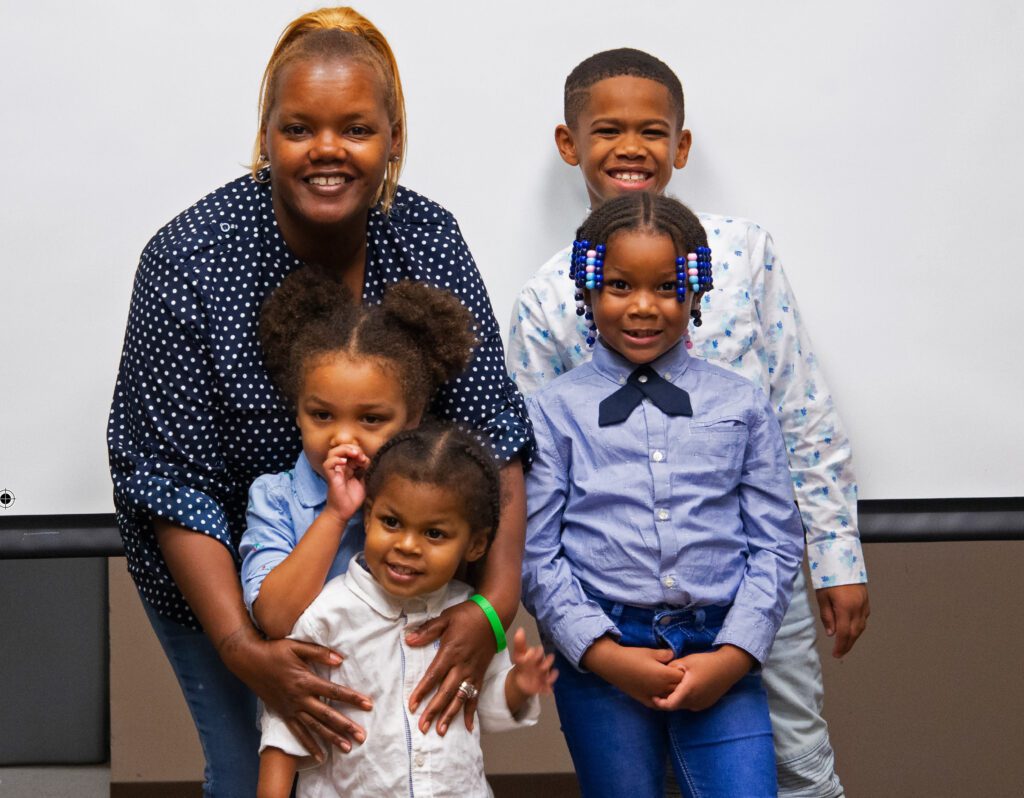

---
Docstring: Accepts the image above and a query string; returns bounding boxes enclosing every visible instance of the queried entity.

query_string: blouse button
[638,374,649,384]
[656,508,670,521]
[415,752,425,768]
[651,450,664,462]
[662,575,676,588]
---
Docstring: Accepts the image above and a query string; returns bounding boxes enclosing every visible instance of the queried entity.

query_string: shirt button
[651,450,664,462]
[663,575,676,588]
[656,508,670,521]
[415,753,425,768]
[638,374,649,384]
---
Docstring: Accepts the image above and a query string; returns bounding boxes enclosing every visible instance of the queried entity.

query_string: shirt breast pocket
[683,418,748,468]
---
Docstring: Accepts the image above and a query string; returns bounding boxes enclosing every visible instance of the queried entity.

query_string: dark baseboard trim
[3,497,1023,558]
[110,774,580,798]
[111,783,201,798]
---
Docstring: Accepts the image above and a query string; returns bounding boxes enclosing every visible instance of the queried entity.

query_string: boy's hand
[816,584,870,658]
[652,645,754,712]
[509,628,558,696]
[582,636,681,708]
[323,444,368,519]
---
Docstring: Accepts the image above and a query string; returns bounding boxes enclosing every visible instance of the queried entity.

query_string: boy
[508,48,868,797]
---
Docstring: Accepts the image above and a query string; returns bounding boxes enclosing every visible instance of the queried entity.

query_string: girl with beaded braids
[255,421,554,798]
[521,192,804,797]
[107,7,533,793]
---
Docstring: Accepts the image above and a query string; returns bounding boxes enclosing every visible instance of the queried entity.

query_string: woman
[107,8,530,795]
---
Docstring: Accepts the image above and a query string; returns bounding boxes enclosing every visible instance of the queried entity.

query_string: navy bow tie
[598,364,693,426]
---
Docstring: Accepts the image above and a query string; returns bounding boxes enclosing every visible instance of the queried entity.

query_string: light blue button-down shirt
[522,340,804,667]
[508,216,866,591]
[239,452,364,618]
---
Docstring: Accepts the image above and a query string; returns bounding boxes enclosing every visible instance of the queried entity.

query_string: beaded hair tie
[675,246,714,300]
[569,239,604,345]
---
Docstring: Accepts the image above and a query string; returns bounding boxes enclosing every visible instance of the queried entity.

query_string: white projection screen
[1,0,1022,529]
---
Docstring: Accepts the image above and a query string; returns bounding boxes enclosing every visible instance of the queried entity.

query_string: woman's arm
[156,520,372,757]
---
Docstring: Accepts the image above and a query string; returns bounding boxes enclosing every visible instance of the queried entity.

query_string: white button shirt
[260,557,539,797]
[507,213,866,589]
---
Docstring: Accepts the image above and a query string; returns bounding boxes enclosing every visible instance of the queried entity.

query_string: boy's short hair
[564,48,685,130]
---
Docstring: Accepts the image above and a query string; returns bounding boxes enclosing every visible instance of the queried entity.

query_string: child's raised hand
[652,645,755,712]
[323,444,369,519]
[509,628,558,697]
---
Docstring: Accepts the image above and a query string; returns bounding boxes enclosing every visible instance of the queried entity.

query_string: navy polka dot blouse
[107,174,533,628]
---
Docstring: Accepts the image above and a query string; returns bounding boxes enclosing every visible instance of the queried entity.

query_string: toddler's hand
[652,645,755,712]
[509,628,558,697]
[323,444,369,519]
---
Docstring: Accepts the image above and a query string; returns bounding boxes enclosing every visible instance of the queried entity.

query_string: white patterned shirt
[507,213,866,589]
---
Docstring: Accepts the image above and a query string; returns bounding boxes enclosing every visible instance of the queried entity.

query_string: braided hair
[364,421,502,550]
[259,267,478,415]
[564,48,685,129]
[574,193,711,333]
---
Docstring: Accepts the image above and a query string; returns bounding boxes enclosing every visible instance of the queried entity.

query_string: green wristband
[469,593,507,652]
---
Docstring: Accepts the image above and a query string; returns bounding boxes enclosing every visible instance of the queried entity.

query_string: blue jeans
[552,599,777,798]
[142,598,260,797]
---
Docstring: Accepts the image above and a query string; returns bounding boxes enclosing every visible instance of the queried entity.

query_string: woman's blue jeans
[552,599,778,798]
[142,598,260,797]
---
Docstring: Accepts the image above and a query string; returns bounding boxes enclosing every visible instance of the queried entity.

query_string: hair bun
[381,281,478,386]
[259,266,355,397]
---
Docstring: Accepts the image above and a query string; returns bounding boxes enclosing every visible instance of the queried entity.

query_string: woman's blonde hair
[251,7,406,213]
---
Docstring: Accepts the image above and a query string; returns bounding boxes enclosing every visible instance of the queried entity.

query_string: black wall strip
[1,497,1023,558]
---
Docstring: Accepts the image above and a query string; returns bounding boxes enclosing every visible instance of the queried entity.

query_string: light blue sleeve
[238,473,298,620]
[521,395,618,669]
[715,388,805,663]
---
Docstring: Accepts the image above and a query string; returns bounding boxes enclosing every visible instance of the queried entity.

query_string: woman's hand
[652,645,755,712]
[405,600,496,735]
[219,626,373,760]
[581,636,680,708]
[154,522,372,759]
[323,444,368,520]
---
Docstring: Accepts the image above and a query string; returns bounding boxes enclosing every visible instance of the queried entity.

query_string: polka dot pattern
[107,174,533,628]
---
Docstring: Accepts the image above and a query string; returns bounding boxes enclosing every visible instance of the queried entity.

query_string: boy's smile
[588,229,692,364]
[555,75,691,207]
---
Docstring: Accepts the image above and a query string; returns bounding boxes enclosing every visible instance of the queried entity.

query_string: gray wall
[110,541,1024,795]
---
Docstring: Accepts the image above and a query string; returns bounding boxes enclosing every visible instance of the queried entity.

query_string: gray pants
[666,568,844,798]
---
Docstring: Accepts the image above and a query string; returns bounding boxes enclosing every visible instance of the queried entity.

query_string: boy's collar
[345,555,456,621]
[591,338,692,386]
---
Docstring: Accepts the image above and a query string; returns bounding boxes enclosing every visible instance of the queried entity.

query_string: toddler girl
[257,422,554,797]
[240,266,477,641]
[521,192,804,797]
